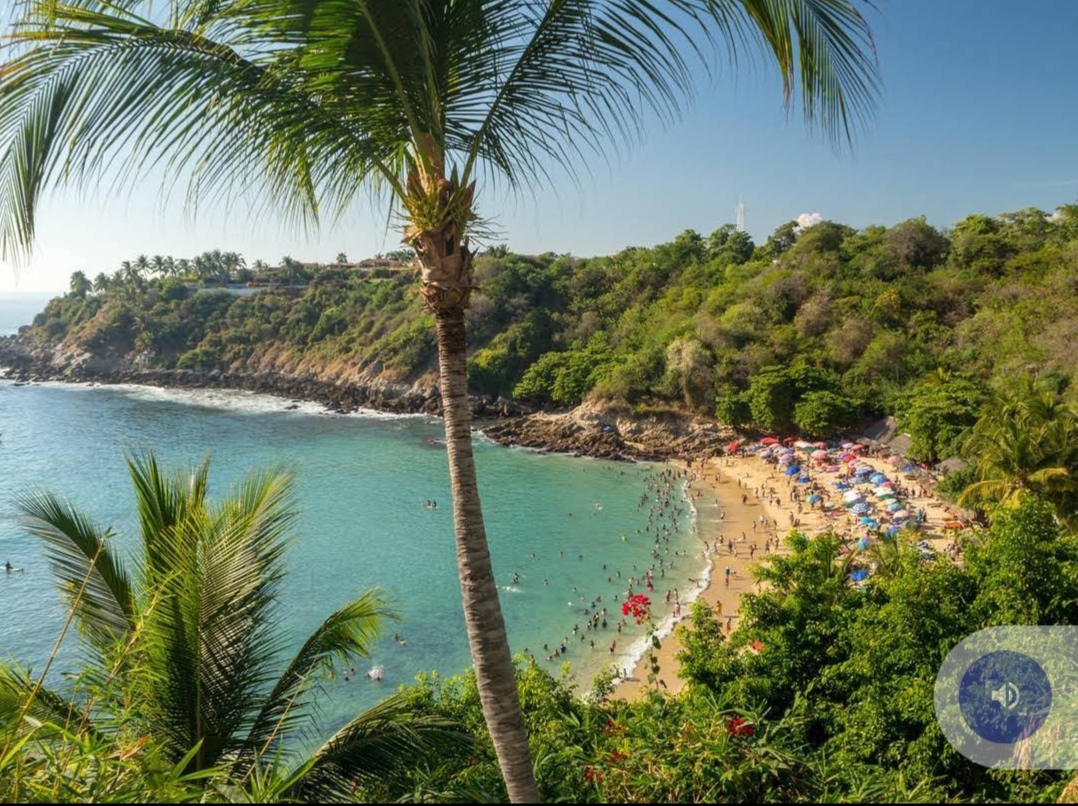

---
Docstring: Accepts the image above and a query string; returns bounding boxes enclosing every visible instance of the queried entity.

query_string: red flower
[621,594,652,625]
[607,749,629,764]
[726,717,756,737]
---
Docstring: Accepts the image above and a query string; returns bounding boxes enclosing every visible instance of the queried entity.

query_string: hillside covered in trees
[21,204,1078,466]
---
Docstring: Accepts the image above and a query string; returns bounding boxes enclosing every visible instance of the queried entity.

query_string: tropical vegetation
[0,0,882,796]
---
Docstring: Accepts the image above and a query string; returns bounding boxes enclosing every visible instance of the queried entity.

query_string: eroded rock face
[482,401,734,462]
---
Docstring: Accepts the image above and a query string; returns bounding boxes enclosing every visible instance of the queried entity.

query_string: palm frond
[0,661,84,742]
[140,464,297,769]
[16,490,135,650]
[288,693,468,802]
[244,589,393,757]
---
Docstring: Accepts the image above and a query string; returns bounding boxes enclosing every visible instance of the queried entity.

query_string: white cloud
[795,212,824,231]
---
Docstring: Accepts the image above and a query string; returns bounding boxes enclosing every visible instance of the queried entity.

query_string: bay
[0,299,705,737]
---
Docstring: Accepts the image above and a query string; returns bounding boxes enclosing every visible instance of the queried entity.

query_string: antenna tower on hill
[735,197,746,232]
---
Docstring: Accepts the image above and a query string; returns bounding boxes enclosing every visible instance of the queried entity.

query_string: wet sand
[613,450,961,700]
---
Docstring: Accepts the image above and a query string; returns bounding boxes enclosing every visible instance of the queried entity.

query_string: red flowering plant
[725,716,756,738]
[621,593,651,625]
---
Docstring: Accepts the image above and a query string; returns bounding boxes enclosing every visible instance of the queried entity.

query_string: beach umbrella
[843,454,858,463]
[835,482,851,490]
[841,442,854,449]
[886,454,902,464]
[851,569,869,582]
[852,503,871,514]
[726,440,742,453]
[778,454,794,464]
[761,437,779,445]
[872,485,892,496]
[785,464,801,476]
[886,525,901,536]
[856,536,871,549]
[869,473,888,484]
[877,491,896,500]
[797,476,812,484]
[893,509,911,519]
[901,464,917,473]
[842,490,863,502]
[807,494,822,503]
[781,447,795,454]
[887,500,903,512]
[851,443,865,451]
[794,440,813,450]
[858,516,876,525]
[825,464,840,472]
[812,449,828,459]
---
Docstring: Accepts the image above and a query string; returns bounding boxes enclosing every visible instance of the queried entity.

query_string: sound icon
[991,682,1021,711]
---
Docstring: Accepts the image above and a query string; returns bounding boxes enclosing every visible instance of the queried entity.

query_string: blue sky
[3,0,1077,291]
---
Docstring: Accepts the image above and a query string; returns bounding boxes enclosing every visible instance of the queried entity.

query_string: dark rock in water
[285,404,300,410]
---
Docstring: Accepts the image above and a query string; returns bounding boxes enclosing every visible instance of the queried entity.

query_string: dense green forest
[29,204,1078,466]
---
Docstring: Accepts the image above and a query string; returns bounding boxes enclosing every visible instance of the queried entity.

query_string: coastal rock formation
[482,401,734,462]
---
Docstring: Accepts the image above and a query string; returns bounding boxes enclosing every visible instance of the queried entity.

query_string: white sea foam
[601,475,714,693]
[20,379,426,421]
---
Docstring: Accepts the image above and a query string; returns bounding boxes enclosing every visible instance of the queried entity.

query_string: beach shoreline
[612,448,964,700]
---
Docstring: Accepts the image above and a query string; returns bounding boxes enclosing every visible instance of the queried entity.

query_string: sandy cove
[613,449,963,700]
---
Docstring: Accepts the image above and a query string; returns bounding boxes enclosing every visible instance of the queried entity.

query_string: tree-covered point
[30,204,1078,455]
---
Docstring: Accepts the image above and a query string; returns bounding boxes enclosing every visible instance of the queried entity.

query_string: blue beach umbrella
[834,482,851,490]
[797,476,812,484]
[870,473,888,484]
[851,569,870,582]
[851,503,871,514]
[785,464,801,475]
[886,525,901,536]
[807,494,822,503]
[887,500,903,512]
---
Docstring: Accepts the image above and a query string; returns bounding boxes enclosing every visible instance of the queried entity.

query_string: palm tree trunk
[434,307,539,804]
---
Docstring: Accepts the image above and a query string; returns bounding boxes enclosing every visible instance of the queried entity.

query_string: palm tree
[959,379,1078,521]
[135,253,150,277]
[0,3,878,800]
[92,271,110,294]
[69,270,91,298]
[1,453,458,801]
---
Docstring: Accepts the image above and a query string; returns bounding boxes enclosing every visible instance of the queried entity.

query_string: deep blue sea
[0,294,706,737]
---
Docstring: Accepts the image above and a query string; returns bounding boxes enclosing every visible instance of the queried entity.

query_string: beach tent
[785,465,801,476]
[760,437,780,445]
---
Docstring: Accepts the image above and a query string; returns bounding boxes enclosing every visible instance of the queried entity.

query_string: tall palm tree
[92,271,110,294]
[69,269,91,298]
[1,453,458,801]
[0,2,878,800]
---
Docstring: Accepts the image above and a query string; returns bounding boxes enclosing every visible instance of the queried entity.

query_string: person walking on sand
[725,566,731,588]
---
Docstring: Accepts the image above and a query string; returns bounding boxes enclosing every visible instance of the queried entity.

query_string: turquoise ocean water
[0,295,708,737]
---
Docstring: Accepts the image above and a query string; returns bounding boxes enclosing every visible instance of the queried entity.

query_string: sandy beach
[613,446,964,700]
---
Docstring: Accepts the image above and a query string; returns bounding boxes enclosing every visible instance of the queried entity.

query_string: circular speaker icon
[959,650,1052,744]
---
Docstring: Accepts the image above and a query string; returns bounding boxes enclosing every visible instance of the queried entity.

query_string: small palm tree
[0,3,879,800]
[1,454,459,801]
